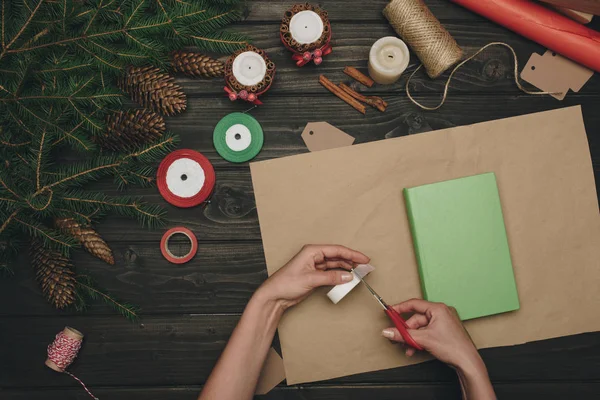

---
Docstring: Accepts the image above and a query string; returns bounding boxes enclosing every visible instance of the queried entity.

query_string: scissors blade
[352,269,387,310]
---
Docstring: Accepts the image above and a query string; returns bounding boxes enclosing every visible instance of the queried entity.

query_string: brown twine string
[406,42,557,111]
[383,0,463,79]
[26,188,53,211]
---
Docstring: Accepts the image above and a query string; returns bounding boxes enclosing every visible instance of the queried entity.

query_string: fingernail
[341,272,353,282]
[382,329,395,339]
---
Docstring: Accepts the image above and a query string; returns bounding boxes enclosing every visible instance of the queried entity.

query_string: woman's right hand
[382,299,496,399]
[382,299,483,372]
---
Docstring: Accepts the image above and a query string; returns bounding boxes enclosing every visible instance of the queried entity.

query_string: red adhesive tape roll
[160,227,198,264]
[450,0,600,73]
[157,149,215,208]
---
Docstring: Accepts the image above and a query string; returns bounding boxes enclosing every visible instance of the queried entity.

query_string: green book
[404,173,520,320]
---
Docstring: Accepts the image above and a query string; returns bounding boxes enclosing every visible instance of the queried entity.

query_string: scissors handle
[384,306,424,351]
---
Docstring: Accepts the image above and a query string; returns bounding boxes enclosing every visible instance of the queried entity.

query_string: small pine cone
[171,51,224,78]
[55,218,115,265]
[97,109,166,151]
[119,66,187,116]
[31,242,77,309]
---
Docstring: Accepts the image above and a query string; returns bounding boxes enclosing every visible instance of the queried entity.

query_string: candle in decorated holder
[224,45,275,105]
[280,3,332,66]
[368,37,410,84]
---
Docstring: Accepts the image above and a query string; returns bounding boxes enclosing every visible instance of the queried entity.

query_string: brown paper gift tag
[301,122,355,152]
[521,50,594,100]
[255,347,286,395]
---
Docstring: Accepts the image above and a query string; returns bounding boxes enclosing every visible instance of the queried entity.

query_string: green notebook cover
[404,173,520,321]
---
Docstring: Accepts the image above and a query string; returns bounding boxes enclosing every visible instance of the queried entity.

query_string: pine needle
[76,275,140,322]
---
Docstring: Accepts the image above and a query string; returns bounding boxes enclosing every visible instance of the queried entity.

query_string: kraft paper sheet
[250,106,600,385]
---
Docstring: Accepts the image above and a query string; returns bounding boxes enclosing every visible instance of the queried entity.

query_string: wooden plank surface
[2,1,599,399]
[2,316,599,388]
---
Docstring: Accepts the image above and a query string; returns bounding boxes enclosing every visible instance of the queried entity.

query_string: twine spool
[46,327,99,399]
[383,0,463,79]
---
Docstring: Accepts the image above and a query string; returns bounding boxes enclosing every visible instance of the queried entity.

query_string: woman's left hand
[257,244,370,310]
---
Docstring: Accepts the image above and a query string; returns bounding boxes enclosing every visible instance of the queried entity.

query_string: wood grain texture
[2,315,599,389]
[0,241,267,316]
[4,383,600,400]
[3,1,600,399]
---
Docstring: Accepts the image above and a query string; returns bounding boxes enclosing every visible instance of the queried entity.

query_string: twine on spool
[46,327,99,400]
[406,42,557,111]
[383,0,463,79]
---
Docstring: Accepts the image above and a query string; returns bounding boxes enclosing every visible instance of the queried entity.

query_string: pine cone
[97,109,166,151]
[119,66,187,116]
[31,243,77,309]
[55,218,115,265]
[171,51,224,78]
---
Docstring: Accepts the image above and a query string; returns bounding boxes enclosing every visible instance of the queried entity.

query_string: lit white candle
[368,36,410,85]
[289,10,324,44]
[232,51,267,86]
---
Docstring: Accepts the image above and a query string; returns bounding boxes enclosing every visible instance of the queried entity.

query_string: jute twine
[406,42,557,111]
[383,0,462,79]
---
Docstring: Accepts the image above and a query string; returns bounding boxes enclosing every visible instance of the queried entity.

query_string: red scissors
[353,270,423,351]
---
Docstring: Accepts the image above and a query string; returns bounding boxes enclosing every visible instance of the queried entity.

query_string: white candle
[232,51,267,86]
[289,10,324,44]
[368,36,410,85]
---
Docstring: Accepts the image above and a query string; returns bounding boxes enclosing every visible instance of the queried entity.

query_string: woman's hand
[382,299,482,371]
[381,299,496,399]
[256,244,370,310]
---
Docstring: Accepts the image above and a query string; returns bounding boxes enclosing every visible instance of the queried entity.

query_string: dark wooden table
[2,1,599,399]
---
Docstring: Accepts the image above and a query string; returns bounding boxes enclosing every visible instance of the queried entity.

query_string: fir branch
[60,191,166,228]
[0,209,19,235]
[35,126,47,190]
[0,0,45,59]
[13,216,76,254]
[0,175,22,200]
[76,275,140,321]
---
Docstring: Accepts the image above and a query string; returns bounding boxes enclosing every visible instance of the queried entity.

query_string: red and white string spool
[46,327,99,400]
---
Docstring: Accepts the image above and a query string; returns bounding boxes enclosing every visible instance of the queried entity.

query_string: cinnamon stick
[338,83,388,112]
[344,66,374,88]
[319,75,366,115]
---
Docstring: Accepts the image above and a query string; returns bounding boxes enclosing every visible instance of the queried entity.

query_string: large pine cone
[97,109,165,151]
[31,243,77,309]
[119,66,186,116]
[55,218,115,265]
[171,51,224,78]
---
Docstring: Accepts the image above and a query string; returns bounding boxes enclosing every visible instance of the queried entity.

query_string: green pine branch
[0,0,248,320]
[59,190,166,229]
[76,274,140,321]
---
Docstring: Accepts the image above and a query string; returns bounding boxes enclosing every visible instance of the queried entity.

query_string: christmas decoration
[0,0,248,317]
[280,3,333,66]
[224,45,276,105]
[31,242,77,310]
[99,110,166,152]
[171,51,225,78]
[55,218,115,266]
[120,66,187,116]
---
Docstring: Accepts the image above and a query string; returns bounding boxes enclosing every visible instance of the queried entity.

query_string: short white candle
[232,51,267,86]
[368,36,410,85]
[289,10,324,44]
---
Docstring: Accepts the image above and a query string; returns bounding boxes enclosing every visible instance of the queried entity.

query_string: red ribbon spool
[157,149,215,208]
[160,227,198,264]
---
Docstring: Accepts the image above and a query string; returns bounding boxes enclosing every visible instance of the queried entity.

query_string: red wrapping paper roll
[449,0,600,73]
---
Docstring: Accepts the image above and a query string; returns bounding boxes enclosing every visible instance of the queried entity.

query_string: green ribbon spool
[213,112,264,163]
